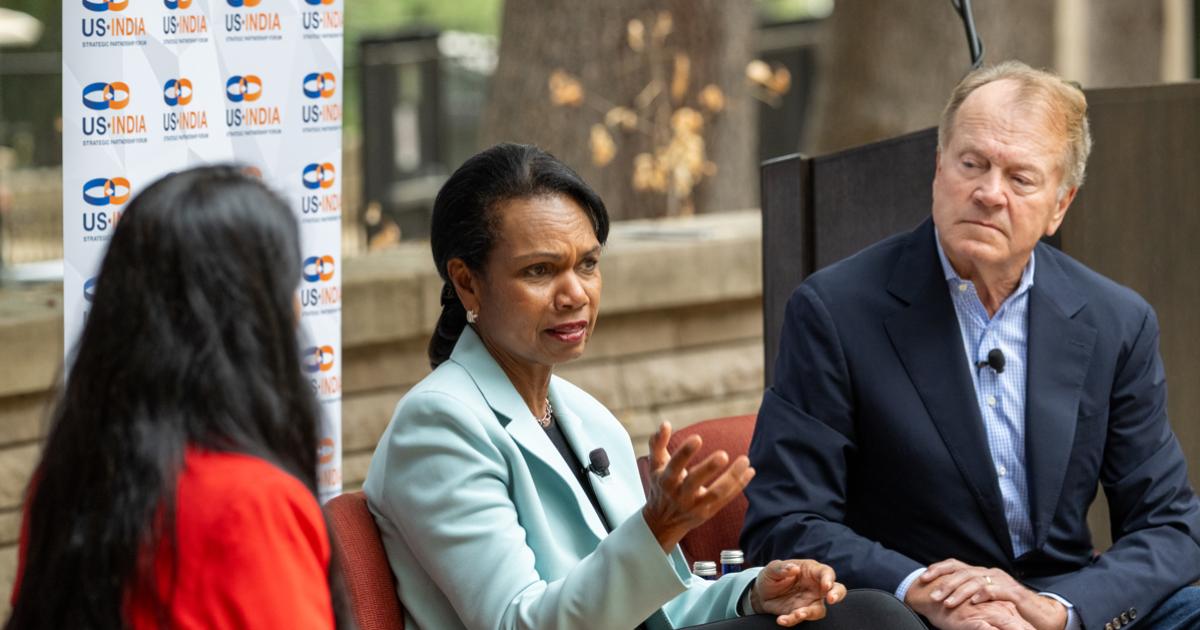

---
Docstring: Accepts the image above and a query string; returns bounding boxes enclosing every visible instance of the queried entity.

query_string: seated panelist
[741,61,1200,630]
[364,143,846,630]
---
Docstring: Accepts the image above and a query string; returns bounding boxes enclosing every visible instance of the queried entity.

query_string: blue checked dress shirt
[894,233,1079,630]
[938,236,1037,558]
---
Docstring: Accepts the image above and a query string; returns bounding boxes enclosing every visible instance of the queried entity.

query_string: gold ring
[985,576,993,585]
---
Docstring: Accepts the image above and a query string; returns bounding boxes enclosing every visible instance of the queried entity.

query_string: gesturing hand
[641,421,755,554]
[750,559,846,626]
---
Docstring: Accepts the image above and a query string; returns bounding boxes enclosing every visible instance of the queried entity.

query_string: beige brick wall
[0,210,765,614]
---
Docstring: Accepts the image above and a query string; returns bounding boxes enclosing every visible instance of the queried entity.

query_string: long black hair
[7,166,348,629]
[428,143,610,367]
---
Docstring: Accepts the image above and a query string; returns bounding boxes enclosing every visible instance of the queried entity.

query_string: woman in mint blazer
[364,144,844,630]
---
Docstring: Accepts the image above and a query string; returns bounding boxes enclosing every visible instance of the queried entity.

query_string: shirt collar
[934,227,1036,298]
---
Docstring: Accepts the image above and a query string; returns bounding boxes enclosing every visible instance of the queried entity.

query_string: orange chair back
[324,491,405,630]
[666,414,756,565]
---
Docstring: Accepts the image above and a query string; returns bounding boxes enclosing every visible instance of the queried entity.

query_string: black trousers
[679,589,926,630]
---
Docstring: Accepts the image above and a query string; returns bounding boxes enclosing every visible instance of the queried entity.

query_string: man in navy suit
[742,60,1200,630]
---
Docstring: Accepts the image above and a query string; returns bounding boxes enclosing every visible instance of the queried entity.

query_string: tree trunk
[808,0,1056,155]
[481,0,756,219]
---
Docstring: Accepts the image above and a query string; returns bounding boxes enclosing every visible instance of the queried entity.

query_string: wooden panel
[1060,82,1200,548]
[760,154,811,386]
[811,128,938,269]
[760,128,937,383]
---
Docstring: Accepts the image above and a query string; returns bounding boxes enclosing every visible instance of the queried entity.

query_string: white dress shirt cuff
[1039,592,1081,630]
[895,567,927,603]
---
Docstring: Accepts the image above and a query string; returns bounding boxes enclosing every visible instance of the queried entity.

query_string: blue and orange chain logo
[304,345,335,373]
[225,75,262,102]
[82,82,130,111]
[83,0,127,12]
[302,255,336,282]
[302,72,336,99]
[163,0,192,8]
[83,278,98,303]
[301,162,336,190]
[82,177,131,206]
[226,0,261,6]
[317,437,336,464]
[304,0,334,4]
[163,78,193,106]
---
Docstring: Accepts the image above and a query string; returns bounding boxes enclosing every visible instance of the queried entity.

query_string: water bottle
[692,560,718,580]
[720,549,744,575]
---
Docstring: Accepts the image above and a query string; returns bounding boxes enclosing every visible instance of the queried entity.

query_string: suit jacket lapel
[449,328,610,540]
[1024,246,1096,550]
[883,220,1014,557]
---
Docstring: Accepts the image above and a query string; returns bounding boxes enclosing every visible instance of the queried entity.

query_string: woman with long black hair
[7,165,348,629]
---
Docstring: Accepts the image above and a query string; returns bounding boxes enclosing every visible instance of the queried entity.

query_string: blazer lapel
[883,220,1014,557]
[550,385,679,630]
[449,328,610,540]
[1024,246,1096,550]
[551,389,643,525]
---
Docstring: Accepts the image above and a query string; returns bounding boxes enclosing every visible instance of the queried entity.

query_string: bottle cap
[692,560,718,576]
[720,549,744,564]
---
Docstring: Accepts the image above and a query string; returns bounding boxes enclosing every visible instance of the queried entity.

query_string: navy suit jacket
[742,219,1200,630]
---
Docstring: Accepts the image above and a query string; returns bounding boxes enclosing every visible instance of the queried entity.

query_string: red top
[13,449,335,629]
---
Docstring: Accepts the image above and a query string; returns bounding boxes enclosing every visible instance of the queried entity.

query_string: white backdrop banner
[63,0,345,501]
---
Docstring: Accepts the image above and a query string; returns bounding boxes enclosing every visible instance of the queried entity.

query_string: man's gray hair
[938,60,1092,193]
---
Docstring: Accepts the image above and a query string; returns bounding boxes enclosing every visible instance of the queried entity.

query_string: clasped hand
[751,559,847,626]
[908,559,1067,630]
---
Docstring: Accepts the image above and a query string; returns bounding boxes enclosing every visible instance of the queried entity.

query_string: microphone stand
[952,0,986,70]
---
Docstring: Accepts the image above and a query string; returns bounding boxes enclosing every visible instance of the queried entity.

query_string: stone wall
[0,210,765,614]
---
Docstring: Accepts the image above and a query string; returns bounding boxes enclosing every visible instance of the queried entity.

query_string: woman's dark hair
[7,166,350,629]
[428,143,610,367]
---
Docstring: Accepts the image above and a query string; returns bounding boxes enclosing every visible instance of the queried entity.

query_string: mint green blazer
[364,327,760,630]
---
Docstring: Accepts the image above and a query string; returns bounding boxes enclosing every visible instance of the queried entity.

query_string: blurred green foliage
[758,0,835,23]
[2,0,60,52]
[347,0,500,45]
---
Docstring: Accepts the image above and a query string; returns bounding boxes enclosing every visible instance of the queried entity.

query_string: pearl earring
[466,309,478,324]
